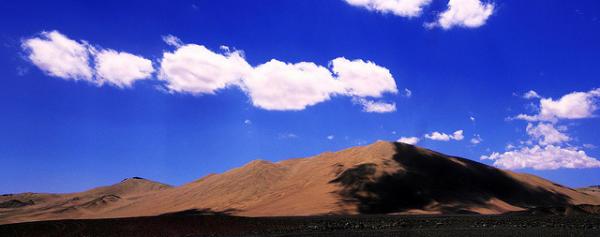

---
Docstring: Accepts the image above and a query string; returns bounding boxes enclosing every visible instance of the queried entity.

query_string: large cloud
[243,60,343,110]
[24,31,400,113]
[158,43,399,112]
[515,88,600,122]
[158,44,252,94]
[22,31,93,81]
[95,50,154,88]
[344,0,432,17]
[481,145,600,170]
[23,30,154,88]
[428,0,494,29]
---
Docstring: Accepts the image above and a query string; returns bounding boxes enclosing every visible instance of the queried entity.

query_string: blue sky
[1,0,600,193]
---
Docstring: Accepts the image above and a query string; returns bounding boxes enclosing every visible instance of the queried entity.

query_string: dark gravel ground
[1,214,600,237]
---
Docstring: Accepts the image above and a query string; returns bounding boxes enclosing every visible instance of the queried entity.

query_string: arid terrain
[2,141,600,236]
[1,213,600,237]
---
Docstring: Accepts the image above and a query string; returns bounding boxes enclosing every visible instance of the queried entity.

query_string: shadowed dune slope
[2,141,600,224]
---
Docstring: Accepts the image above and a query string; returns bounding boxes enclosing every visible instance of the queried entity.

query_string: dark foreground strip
[1,214,600,237]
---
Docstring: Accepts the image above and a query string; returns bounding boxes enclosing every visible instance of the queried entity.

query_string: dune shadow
[330,143,571,214]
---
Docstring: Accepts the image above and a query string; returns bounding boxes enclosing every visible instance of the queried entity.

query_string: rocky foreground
[1,213,600,237]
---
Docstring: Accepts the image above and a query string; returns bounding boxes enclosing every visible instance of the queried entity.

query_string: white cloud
[397,136,420,145]
[403,88,412,97]
[278,133,298,139]
[481,145,600,170]
[515,88,600,122]
[327,135,335,140]
[344,0,432,17]
[452,130,464,140]
[484,88,600,170]
[23,30,155,88]
[425,132,450,141]
[523,90,541,99]
[24,31,400,113]
[525,123,570,146]
[428,0,494,29]
[470,116,476,122]
[470,134,482,144]
[244,60,343,110]
[22,31,93,81]
[424,130,464,141]
[583,144,597,149]
[162,34,183,47]
[244,119,252,125]
[158,42,399,112]
[94,50,154,88]
[331,57,398,98]
[158,44,253,95]
[353,98,397,113]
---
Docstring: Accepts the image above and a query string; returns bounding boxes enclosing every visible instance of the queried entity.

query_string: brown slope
[0,177,171,224]
[3,141,600,224]
[577,185,600,198]
[93,141,600,218]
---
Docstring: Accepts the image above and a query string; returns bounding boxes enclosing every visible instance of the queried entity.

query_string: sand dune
[2,141,599,224]
[0,177,171,224]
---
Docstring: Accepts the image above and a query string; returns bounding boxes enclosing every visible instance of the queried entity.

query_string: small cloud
[403,88,412,97]
[427,0,495,29]
[353,98,396,113]
[523,90,541,99]
[583,144,597,149]
[278,133,298,139]
[94,49,154,88]
[22,30,154,88]
[22,30,94,81]
[244,119,252,125]
[470,116,476,122]
[424,130,464,141]
[219,45,230,52]
[513,88,600,122]
[343,0,433,18]
[397,136,420,145]
[162,34,183,47]
[327,135,335,140]
[470,134,483,145]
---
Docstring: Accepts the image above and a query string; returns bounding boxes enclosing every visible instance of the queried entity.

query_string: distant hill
[2,141,599,224]
[0,177,171,224]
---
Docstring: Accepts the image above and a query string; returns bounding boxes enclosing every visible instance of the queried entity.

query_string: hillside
[0,177,171,224]
[2,141,600,224]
